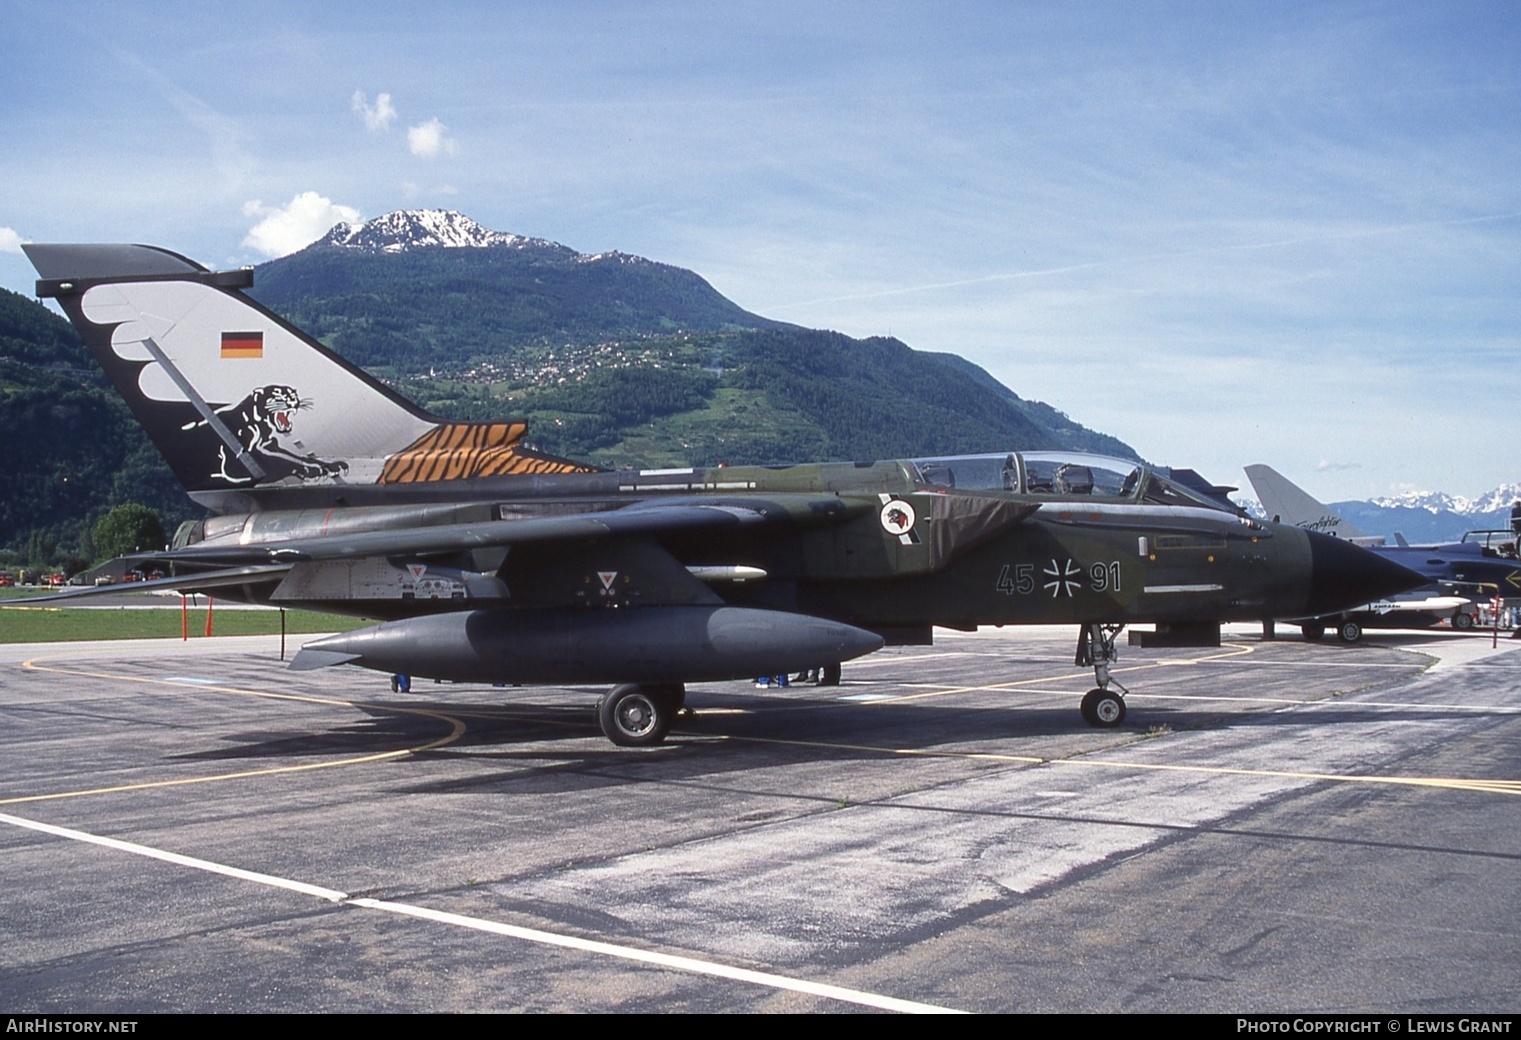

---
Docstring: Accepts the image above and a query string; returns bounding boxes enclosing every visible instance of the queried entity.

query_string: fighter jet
[24,243,1425,744]
[1245,464,1519,640]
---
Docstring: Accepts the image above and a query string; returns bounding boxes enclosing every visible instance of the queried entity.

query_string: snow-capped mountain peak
[309,209,660,269]
[1471,482,1521,514]
[315,210,562,254]
[1365,483,1521,515]
[1368,489,1465,514]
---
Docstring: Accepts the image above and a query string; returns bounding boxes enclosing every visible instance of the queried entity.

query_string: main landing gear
[1075,622,1128,728]
[596,682,686,747]
[1301,618,1361,643]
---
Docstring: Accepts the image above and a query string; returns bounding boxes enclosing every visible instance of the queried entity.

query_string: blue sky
[3,1,1518,502]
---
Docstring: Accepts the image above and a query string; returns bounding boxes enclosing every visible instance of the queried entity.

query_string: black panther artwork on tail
[185,384,350,485]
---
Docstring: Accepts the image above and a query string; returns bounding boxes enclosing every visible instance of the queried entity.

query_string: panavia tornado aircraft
[25,243,1424,745]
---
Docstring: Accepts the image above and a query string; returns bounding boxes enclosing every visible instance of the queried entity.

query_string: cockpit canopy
[908,451,1232,511]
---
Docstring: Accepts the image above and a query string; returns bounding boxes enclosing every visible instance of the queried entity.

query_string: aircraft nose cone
[1305,531,1427,615]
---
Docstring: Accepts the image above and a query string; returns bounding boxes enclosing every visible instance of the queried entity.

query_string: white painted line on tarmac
[0,810,964,1015]
[1298,699,1521,713]
[349,897,964,1014]
[0,811,347,902]
[842,652,980,667]
[1215,660,1427,669]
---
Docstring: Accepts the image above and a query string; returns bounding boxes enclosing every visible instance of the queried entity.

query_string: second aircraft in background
[1245,464,1519,641]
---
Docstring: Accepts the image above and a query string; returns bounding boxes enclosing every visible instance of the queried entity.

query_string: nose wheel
[1075,622,1129,728]
[1080,687,1127,727]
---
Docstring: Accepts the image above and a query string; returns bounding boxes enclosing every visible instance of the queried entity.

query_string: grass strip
[0,604,367,643]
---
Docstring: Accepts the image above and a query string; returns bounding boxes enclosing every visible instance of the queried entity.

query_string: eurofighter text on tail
[25,242,1425,745]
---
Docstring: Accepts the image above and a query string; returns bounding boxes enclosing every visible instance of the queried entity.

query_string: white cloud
[1316,459,1362,472]
[0,227,24,254]
[408,117,457,159]
[241,192,361,258]
[351,90,397,132]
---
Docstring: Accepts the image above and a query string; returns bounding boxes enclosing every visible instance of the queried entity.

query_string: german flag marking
[220,331,263,359]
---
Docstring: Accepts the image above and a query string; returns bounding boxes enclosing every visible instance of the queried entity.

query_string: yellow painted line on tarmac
[1046,757,1521,795]
[2,657,467,806]
[863,641,1258,704]
[0,745,463,807]
[23,657,364,709]
[724,733,1044,765]
[724,734,1521,796]
[725,643,1266,713]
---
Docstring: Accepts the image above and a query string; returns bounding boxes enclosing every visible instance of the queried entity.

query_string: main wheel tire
[1336,620,1362,643]
[1301,623,1326,642]
[647,682,685,713]
[1080,687,1126,728]
[598,683,673,747]
[1079,687,1099,725]
[1453,610,1474,631]
[820,662,842,687]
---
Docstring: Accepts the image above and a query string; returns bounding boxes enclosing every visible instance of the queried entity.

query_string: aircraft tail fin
[25,243,592,497]
[1244,464,1374,542]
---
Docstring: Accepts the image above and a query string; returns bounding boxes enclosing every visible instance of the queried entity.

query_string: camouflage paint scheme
[26,243,1421,744]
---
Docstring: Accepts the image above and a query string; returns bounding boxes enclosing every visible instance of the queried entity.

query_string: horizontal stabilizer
[10,564,293,604]
[24,242,207,281]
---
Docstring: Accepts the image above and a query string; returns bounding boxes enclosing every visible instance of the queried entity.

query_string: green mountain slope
[381,326,1136,469]
[253,238,788,370]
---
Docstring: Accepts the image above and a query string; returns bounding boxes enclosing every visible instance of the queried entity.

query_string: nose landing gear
[1076,622,1129,728]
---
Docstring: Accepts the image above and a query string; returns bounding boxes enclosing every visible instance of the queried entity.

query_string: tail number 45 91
[997,559,1122,598]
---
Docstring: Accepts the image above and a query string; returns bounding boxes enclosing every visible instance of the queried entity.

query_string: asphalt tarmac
[1,624,1518,1013]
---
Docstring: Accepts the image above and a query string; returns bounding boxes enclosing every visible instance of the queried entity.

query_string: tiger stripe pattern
[378,422,595,483]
